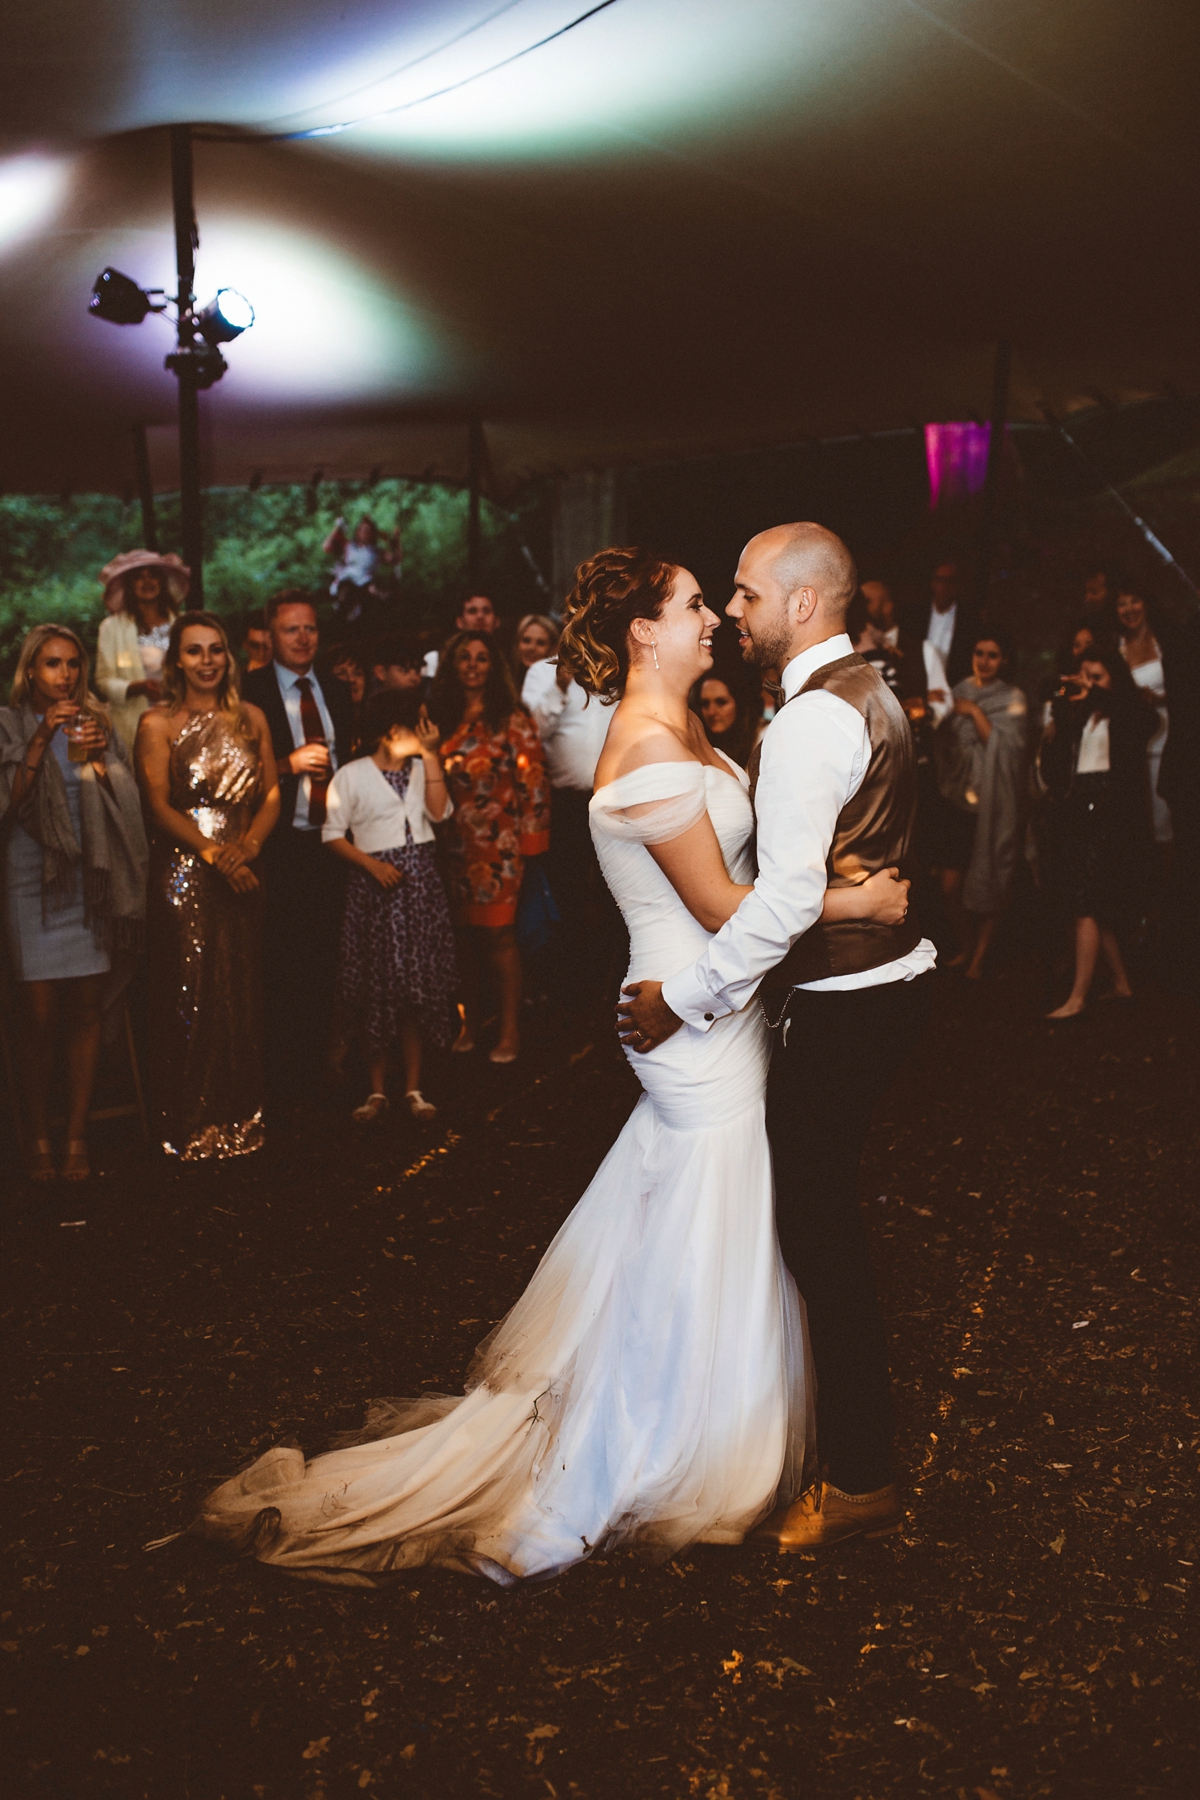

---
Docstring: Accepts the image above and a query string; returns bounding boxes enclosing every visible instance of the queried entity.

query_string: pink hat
[100,549,191,610]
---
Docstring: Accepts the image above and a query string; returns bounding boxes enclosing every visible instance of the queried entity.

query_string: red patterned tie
[295,676,329,827]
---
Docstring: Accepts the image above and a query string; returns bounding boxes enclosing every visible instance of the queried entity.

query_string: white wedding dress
[189,755,809,1585]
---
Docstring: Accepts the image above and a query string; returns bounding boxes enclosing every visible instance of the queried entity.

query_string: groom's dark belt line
[749,652,922,1025]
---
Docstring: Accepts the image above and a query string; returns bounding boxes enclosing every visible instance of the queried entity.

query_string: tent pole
[1043,410,1200,608]
[467,418,484,593]
[132,424,159,552]
[169,125,204,606]
[975,338,1011,607]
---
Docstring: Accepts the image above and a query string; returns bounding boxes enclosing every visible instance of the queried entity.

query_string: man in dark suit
[913,558,980,690]
[858,577,929,705]
[243,589,356,1098]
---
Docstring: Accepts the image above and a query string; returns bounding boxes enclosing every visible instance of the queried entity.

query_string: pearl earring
[651,642,660,671]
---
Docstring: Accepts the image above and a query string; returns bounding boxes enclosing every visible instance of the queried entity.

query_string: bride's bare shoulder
[593,707,697,789]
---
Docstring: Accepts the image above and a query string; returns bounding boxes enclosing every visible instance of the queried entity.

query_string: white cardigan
[95,612,150,752]
[322,753,449,852]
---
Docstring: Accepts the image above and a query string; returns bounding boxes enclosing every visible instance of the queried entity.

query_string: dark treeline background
[0,478,555,677]
[2,402,1198,690]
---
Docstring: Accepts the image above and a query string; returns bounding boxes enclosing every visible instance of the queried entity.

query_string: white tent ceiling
[2,0,1198,494]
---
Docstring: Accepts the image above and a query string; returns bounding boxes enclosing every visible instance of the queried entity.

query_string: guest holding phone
[1039,643,1156,1018]
[1,625,147,1181]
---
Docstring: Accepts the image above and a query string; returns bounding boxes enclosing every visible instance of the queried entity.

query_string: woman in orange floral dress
[432,630,550,1063]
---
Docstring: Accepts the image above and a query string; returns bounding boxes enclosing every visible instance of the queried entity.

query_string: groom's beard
[743,620,793,671]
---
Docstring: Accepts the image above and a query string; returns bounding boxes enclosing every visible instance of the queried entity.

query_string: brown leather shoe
[753,1479,903,1550]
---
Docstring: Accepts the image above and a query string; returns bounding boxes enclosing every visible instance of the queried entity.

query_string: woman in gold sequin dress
[136,613,280,1158]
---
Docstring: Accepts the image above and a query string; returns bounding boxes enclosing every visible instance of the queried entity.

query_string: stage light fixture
[197,287,255,346]
[89,266,166,326]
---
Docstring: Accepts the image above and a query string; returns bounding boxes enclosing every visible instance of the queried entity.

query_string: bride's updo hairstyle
[556,546,677,704]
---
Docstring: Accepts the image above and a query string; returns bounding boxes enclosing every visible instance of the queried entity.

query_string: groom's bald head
[754,523,858,617]
[729,523,858,669]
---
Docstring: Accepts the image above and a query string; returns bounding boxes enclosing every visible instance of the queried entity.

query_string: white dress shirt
[275,661,338,831]
[322,754,449,851]
[1075,713,1111,774]
[925,602,957,664]
[521,657,611,790]
[922,640,953,723]
[661,634,936,1030]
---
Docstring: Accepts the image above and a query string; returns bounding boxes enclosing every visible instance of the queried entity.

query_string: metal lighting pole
[169,124,204,607]
[131,423,159,552]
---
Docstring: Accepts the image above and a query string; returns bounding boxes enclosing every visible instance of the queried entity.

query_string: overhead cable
[195,0,624,145]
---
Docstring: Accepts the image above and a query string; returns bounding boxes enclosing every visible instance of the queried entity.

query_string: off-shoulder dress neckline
[592,748,747,804]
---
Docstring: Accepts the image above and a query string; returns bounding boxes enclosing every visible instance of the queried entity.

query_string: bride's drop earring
[651,641,660,671]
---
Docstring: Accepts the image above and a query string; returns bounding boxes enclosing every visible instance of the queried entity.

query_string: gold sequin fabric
[147,708,265,1159]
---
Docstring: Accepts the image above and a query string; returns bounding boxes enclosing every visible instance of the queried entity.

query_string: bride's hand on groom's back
[858,866,910,925]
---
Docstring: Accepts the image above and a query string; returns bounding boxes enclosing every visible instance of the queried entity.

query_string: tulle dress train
[186,755,810,1585]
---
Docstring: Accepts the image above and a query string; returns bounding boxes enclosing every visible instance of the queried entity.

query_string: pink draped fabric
[925,421,994,509]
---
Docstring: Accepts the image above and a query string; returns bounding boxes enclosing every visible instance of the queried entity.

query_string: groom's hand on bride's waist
[617,981,682,1052]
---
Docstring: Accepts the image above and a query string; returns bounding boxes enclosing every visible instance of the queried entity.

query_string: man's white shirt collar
[275,660,315,689]
[779,633,854,703]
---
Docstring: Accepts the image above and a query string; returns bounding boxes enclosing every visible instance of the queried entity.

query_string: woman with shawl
[933,629,1028,979]
[1,624,148,1181]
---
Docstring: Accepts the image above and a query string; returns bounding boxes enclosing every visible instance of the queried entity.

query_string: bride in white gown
[185,550,907,1586]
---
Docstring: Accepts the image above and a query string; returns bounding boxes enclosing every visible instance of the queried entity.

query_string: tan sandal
[27,1138,56,1183]
[405,1089,437,1121]
[352,1093,388,1124]
[62,1139,90,1182]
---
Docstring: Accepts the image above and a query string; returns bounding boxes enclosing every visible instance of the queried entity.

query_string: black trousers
[260,826,345,1097]
[765,973,933,1493]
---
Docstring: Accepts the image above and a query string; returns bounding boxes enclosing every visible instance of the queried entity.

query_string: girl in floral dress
[431,630,550,1064]
[323,689,458,1122]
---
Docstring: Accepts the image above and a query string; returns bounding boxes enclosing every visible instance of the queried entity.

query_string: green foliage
[0,478,553,680]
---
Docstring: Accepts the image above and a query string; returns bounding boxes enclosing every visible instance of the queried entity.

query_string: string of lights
[195,0,624,145]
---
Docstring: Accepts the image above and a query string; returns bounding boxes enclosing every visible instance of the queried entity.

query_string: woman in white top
[1114,587,1172,848]
[322,687,456,1123]
[95,550,188,751]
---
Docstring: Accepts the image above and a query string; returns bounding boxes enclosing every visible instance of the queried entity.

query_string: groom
[619,522,935,1548]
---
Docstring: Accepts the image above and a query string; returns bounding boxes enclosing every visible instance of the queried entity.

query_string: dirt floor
[3,967,1198,1799]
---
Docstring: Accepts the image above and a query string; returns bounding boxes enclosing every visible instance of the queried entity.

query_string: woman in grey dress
[0,625,148,1181]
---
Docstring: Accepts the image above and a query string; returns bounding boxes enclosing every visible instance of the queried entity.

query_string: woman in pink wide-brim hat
[95,550,190,751]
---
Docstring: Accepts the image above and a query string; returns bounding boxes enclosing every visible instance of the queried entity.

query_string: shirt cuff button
[703,1012,714,1021]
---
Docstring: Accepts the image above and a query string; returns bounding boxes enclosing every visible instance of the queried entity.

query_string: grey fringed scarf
[0,704,148,952]
[933,678,1029,915]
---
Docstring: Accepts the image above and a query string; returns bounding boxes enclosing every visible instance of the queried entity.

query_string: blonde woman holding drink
[0,624,147,1181]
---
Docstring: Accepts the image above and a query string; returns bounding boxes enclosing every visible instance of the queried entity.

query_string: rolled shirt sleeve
[660,691,868,1029]
[522,657,567,740]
